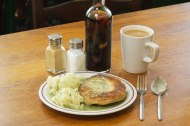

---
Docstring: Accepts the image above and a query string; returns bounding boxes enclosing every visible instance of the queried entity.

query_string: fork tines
[137,74,147,91]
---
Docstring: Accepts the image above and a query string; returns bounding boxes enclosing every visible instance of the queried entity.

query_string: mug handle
[143,42,159,63]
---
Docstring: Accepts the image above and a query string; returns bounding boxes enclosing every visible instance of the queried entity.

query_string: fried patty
[79,75,126,105]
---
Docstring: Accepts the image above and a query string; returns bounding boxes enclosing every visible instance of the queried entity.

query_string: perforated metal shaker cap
[48,34,62,45]
[69,38,83,49]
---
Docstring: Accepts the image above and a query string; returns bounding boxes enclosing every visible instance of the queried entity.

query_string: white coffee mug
[120,25,159,73]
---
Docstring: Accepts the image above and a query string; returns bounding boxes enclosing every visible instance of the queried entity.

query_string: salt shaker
[45,34,66,74]
[66,38,86,73]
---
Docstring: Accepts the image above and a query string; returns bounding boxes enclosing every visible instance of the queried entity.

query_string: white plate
[39,71,137,116]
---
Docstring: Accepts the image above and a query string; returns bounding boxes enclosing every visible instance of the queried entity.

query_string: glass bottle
[45,34,66,74]
[85,0,112,72]
[66,38,86,73]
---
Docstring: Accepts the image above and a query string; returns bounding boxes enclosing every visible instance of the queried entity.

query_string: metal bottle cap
[69,38,83,49]
[48,34,62,45]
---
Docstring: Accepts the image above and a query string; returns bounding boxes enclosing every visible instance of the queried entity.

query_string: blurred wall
[0,0,190,35]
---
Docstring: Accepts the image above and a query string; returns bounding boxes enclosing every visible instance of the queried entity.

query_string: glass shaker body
[85,0,112,72]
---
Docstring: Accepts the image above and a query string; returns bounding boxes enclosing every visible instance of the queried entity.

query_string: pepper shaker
[45,34,66,74]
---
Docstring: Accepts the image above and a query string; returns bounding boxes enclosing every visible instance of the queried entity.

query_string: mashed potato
[59,73,83,89]
[47,75,60,95]
[51,88,84,110]
[47,73,85,110]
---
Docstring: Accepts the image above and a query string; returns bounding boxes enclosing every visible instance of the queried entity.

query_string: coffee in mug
[124,30,149,37]
[120,25,159,73]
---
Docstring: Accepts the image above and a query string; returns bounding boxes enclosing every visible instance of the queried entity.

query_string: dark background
[0,0,189,35]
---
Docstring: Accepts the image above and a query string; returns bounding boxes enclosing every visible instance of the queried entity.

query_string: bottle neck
[49,42,61,46]
[93,0,105,5]
[49,43,62,49]
[70,48,83,52]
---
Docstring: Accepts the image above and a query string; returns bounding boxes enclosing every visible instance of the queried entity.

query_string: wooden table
[0,2,190,126]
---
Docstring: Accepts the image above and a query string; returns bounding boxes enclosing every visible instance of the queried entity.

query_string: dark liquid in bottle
[85,14,112,72]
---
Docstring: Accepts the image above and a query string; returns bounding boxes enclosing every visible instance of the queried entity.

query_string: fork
[137,74,147,121]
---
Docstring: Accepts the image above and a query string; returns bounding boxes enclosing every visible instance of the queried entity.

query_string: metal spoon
[151,76,167,121]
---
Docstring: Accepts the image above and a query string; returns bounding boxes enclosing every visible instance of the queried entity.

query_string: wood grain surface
[0,2,190,126]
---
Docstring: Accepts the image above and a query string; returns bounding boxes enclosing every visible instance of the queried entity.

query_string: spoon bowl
[151,76,167,95]
[151,76,168,121]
